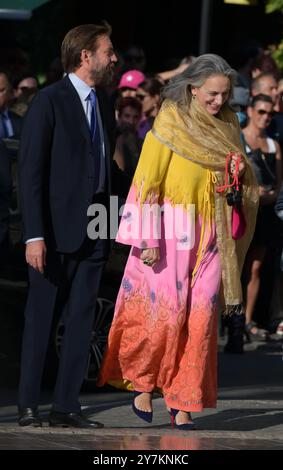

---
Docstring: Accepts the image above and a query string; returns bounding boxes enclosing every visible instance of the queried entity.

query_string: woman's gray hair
[162,53,237,109]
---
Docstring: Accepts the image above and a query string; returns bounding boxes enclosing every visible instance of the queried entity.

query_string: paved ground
[0,336,283,451]
[0,260,283,451]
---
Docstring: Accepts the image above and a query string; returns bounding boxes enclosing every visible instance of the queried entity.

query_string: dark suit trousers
[18,236,108,413]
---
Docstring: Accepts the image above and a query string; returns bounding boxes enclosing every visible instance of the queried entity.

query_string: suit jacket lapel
[62,76,92,145]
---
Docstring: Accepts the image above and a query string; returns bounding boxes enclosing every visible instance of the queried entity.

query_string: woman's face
[118,105,141,130]
[248,101,274,130]
[136,88,159,116]
[191,74,230,115]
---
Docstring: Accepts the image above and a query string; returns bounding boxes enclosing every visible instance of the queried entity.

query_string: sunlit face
[87,35,117,86]
[248,100,274,130]
[191,74,230,115]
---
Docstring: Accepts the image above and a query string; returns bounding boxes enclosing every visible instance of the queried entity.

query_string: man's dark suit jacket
[19,76,126,253]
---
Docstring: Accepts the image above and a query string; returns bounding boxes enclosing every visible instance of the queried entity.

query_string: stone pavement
[0,337,283,450]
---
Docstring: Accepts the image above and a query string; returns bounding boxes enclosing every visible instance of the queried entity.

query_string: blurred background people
[241,94,282,341]
[251,51,280,82]
[251,72,283,170]
[230,86,250,128]
[14,76,38,100]
[251,72,278,109]
[136,77,163,140]
[114,96,143,178]
[156,55,196,84]
[11,75,39,117]
[277,78,283,113]
[117,69,146,98]
[0,70,22,140]
[232,41,263,90]
[274,184,283,336]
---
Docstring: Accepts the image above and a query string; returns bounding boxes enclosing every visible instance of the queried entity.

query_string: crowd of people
[0,23,282,429]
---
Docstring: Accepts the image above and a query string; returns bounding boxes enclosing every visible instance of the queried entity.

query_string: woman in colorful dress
[98,54,258,429]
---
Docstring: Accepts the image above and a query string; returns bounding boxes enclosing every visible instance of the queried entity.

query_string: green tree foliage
[266,0,283,70]
[266,0,283,14]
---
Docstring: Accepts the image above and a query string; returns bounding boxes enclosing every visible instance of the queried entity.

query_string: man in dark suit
[0,71,22,139]
[0,71,22,264]
[18,23,120,428]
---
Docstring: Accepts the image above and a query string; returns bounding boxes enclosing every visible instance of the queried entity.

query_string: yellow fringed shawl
[134,98,259,314]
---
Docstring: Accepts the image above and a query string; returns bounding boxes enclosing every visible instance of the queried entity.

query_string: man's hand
[140,248,160,268]
[26,240,47,274]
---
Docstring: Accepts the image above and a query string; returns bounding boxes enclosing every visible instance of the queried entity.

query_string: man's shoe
[18,407,42,427]
[48,411,104,429]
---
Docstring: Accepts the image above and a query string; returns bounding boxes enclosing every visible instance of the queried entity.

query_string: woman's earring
[192,94,196,99]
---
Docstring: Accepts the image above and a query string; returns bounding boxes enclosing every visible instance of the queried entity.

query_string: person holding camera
[241,94,282,341]
[98,54,258,429]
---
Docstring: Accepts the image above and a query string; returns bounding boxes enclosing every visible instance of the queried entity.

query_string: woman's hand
[140,248,160,267]
[230,154,246,178]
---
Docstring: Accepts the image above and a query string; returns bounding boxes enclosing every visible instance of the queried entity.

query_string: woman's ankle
[175,410,193,425]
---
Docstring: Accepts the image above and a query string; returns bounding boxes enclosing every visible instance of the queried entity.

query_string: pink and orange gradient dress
[98,131,221,412]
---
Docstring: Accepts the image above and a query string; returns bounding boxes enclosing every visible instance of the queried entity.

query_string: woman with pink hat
[118,70,146,98]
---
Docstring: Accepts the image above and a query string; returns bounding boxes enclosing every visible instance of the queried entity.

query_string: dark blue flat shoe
[169,408,196,430]
[132,391,153,423]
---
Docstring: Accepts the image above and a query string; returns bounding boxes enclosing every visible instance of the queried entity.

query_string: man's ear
[80,49,91,65]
